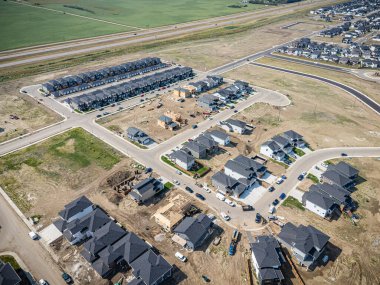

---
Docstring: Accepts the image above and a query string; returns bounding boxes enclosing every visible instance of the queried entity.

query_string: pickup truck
[229,229,239,256]
[241,205,254,211]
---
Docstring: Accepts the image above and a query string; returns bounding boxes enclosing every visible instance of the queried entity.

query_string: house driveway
[288,188,305,203]
[237,182,268,206]
[260,172,277,184]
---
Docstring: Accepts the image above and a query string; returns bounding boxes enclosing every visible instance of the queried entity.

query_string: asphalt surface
[0,194,66,284]
[251,62,380,114]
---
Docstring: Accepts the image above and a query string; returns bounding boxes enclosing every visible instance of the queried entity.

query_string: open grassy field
[0,0,264,51]
[223,64,380,151]
[0,128,123,220]
[256,56,380,104]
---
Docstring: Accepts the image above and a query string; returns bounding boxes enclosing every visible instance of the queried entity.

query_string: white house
[170,150,195,170]
[260,141,286,161]
[220,119,249,134]
[205,130,230,146]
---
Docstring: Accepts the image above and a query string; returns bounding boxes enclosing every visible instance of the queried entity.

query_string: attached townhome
[173,214,213,251]
[277,223,330,269]
[250,236,285,285]
[170,150,195,170]
[204,130,230,146]
[129,177,164,204]
[196,94,220,111]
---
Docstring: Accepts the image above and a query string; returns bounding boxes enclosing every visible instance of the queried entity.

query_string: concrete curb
[0,251,30,272]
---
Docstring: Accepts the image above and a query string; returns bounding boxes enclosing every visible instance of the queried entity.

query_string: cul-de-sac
[0,1,380,285]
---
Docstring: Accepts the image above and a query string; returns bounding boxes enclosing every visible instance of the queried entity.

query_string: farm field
[0,0,264,51]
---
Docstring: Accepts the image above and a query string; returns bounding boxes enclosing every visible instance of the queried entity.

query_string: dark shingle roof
[303,190,336,211]
[329,161,359,178]
[58,196,93,221]
[250,236,282,268]
[170,150,194,164]
[133,178,162,195]
[0,262,21,285]
[322,170,353,187]
[173,214,213,246]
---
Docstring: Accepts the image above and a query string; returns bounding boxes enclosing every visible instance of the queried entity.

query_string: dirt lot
[222,64,380,151]
[0,82,61,143]
[275,157,380,285]
[97,89,218,143]
[256,56,380,104]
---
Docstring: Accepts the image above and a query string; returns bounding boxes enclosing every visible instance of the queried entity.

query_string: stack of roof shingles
[54,196,172,284]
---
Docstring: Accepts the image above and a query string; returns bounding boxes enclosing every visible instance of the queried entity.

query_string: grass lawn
[0,255,21,271]
[164,182,174,190]
[282,196,305,211]
[307,173,319,184]
[1,0,264,50]
[0,128,122,213]
[293,147,305,157]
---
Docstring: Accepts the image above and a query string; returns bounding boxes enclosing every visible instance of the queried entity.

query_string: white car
[203,187,211,193]
[276,178,284,185]
[175,252,187,262]
[216,193,225,201]
[176,170,182,175]
[29,231,38,240]
[173,180,180,185]
[301,171,307,176]
[224,198,236,207]
[221,212,231,221]
[39,280,49,285]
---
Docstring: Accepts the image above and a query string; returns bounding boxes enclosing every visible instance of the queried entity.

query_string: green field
[0,0,264,51]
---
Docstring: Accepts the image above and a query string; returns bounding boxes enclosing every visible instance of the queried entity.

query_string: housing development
[0,0,380,285]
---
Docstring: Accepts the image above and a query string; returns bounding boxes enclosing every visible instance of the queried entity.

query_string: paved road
[0,194,66,284]
[251,62,380,114]
[0,0,338,68]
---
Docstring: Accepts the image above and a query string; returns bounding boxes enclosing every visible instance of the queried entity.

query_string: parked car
[234,110,238,113]
[241,205,254,211]
[192,124,198,129]
[298,174,304,181]
[268,186,275,192]
[281,175,287,180]
[279,193,286,200]
[176,170,182,175]
[341,153,348,156]
[185,186,194,193]
[203,187,211,193]
[195,193,206,201]
[216,193,225,201]
[29,231,38,240]
[61,272,72,284]
[175,252,187,262]
[221,212,231,221]
[224,199,236,207]
[276,178,284,184]
[173,180,180,185]
[145,167,152,174]
[39,280,49,285]
[272,199,280,206]
[268,205,275,214]
[268,215,278,221]
[255,213,261,223]
[96,114,102,118]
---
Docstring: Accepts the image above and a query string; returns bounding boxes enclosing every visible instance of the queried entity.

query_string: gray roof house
[211,171,246,197]
[81,220,128,262]
[58,195,94,223]
[183,141,207,159]
[173,214,213,250]
[220,119,249,134]
[63,207,111,244]
[321,170,354,189]
[282,130,305,147]
[204,130,230,146]
[127,127,152,145]
[129,177,164,204]
[170,150,195,170]
[0,261,21,285]
[233,155,267,178]
[195,134,218,153]
[277,223,330,269]
[197,94,220,111]
[328,161,359,180]
[129,249,173,285]
[250,236,285,285]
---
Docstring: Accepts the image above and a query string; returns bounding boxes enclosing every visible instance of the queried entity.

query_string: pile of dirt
[104,170,131,188]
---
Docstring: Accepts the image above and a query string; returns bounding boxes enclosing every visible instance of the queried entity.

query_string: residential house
[58,195,94,224]
[211,171,247,197]
[220,119,250,134]
[195,134,219,154]
[260,140,286,161]
[282,130,305,147]
[277,223,330,269]
[321,170,355,189]
[250,236,285,285]
[129,177,164,204]
[127,127,152,145]
[157,115,178,131]
[170,150,195,170]
[328,161,359,180]
[0,261,21,285]
[196,94,220,111]
[183,141,207,159]
[153,194,191,232]
[173,214,214,251]
[204,130,230,146]
[172,87,191,98]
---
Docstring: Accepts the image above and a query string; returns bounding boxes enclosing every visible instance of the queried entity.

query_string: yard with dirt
[0,82,62,143]
[223,64,380,151]
[275,157,380,285]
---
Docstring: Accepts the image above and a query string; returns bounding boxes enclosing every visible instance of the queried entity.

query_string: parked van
[268,205,276,214]
[216,193,225,201]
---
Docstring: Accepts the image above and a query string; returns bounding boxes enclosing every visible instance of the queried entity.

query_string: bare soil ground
[223,64,380,151]
[0,81,61,143]
[98,91,214,143]
[275,158,380,285]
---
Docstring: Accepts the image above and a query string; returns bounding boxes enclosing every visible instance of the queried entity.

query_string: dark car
[255,213,261,223]
[279,193,286,200]
[272,199,280,206]
[195,193,205,201]
[185,186,194,193]
[341,153,348,156]
[96,114,102,118]
[61,272,72,284]
[234,110,238,113]
[192,124,198,129]
[268,186,275,192]
[145,167,152,174]
[297,174,304,181]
